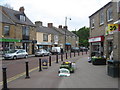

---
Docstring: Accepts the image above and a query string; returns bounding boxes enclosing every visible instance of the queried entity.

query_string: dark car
[71,47,79,52]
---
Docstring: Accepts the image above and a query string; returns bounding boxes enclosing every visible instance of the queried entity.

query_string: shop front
[89,36,104,57]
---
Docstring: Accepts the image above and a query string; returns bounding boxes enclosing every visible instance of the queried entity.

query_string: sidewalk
[1,54,119,89]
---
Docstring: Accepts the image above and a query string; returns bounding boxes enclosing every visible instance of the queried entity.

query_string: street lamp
[64,17,71,52]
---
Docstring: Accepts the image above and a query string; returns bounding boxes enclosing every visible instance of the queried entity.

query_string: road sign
[42,59,48,69]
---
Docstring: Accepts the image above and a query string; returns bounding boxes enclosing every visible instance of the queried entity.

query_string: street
[0,52,119,89]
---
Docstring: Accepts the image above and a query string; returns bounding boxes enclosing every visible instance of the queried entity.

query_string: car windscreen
[6,50,17,53]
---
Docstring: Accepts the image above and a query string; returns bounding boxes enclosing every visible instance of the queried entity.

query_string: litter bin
[42,59,48,69]
[107,60,120,77]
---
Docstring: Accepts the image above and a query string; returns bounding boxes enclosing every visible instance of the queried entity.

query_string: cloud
[0,0,111,30]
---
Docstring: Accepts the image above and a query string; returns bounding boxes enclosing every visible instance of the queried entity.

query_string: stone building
[89,1,120,61]
[0,6,36,54]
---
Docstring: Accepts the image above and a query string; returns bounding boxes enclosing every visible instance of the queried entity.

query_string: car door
[16,50,22,58]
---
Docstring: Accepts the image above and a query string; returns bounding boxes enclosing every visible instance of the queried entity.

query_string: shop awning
[65,43,71,45]
[0,38,20,42]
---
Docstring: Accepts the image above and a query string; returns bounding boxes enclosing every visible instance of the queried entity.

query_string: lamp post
[65,17,71,52]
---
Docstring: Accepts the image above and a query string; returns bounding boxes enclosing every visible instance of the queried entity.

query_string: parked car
[51,47,61,55]
[58,68,70,77]
[35,49,51,57]
[71,47,79,52]
[3,49,28,60]
[79,47,88,52]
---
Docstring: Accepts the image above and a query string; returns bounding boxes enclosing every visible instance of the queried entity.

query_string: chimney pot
[35,21,43,27]
[19,7,25,13]
[48,23,53,28]
[58,25,62,29]
[63,26,68,30]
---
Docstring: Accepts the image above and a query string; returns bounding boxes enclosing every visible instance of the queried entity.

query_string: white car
[4,49,28,60]
[35,49,51,57]
[58,68,70,77]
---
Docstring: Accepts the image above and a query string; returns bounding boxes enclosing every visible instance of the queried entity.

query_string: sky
[0,0,111,31]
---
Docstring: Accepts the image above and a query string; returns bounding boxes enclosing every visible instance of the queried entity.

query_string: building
[89,1,120,61]
[0,6,36,54]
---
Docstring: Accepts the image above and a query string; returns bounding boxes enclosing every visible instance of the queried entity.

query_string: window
[99,12,104,25]
[22,26,29,36]
[91,19,95,29]
[107,8,113,22]
[43,34,48,41]
[20,15,26,21]
[4,25,10,36]
[117,1,120,13]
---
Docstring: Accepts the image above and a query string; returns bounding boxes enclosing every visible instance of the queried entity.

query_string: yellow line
[0,56,79,85]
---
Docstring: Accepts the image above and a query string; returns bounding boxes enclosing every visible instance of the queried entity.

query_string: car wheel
[13,56,17,60]
[24,55,28,58]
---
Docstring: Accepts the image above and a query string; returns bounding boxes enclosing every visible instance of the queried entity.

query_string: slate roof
[0,6,35,26]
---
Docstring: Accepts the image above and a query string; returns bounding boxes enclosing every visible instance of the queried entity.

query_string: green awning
[0,38,21,42]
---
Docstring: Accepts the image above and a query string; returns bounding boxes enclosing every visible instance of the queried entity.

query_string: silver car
[4,49,28,60]
[35,49,51,57]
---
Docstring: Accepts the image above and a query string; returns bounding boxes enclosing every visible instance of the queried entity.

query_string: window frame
[43,34,48,41]
[20,15,26,21]
[91,19,95,29]
[4,25,10,36]
[99,11,104,25]
[107,7,113,22]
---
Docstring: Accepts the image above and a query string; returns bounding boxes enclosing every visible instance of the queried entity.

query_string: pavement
[0,54,119,89]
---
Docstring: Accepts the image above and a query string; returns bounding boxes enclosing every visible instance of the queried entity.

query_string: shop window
[107,8,113,22]
[4,25,10,36]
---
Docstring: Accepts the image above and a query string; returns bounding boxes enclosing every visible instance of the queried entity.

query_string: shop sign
[106,24,120,35]
[0,38,20,42]
[89,36,104,43]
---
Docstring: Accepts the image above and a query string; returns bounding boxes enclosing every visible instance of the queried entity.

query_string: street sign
[42,59,48,69]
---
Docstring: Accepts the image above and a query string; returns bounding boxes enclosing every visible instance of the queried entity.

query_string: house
[0,6,36,54]
[89,1,120,61]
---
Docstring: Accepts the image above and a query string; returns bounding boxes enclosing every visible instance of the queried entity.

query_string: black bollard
[70,52,72,58]
[49,55,51,66]
[82,50,83,55]
[66,52,67,59]
[86,50,87,54]
[2,67,8,90]
[56,54,58,63]
[25,61,30,79]
[74,51,75,57]
[39,58,42,71]
[61,53,63,61]
[78,51,79,56]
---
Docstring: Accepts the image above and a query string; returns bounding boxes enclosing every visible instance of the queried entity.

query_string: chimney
[48,23,53,28]
[35,21,43,27]
[19,7,25,13]
[58,25,62,29]
[63,26,68,30]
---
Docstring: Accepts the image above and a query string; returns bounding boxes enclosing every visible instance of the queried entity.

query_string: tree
[72,26,89,47]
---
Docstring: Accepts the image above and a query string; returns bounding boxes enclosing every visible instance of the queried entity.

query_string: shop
[89,36,104,57]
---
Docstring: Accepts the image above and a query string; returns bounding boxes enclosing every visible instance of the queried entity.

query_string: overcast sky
[0,0,111,31]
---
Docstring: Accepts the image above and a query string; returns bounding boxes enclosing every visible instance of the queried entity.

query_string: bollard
[82,50,83,55]
[25,61,30,79]
[86,50,87,54]
[70,52,72,58]
[74,51,75,57]
[61,53,63,61]
[56,54,58,63]
[66,52,67,59]
[39,58,42,71]
[49,55,51,66]
[2,67,8,90]
[78,51,79,56]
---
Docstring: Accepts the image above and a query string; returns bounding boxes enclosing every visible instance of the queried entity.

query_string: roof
[0,10,15,24]
[36,26,59,35]
[0,6,35,26]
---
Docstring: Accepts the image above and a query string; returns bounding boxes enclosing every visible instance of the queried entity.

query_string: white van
[51,47,61,55]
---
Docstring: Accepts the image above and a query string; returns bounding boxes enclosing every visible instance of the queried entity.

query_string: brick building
[89,1,120,61]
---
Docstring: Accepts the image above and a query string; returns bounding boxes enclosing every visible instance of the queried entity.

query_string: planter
[92,56,106,65]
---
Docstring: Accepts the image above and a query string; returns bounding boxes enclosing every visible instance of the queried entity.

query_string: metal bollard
[49,55,51,66]
[39,58,42,71]
[82,50,83,55]
[78,51,79,56]
[66,52,67,59]
[86,50,87,54]
[2,67,8,90]
[61,53,63,61]
[56,54,58,63]
[70,52,72,58]
[74,51,75,57]
[25,61,30,79]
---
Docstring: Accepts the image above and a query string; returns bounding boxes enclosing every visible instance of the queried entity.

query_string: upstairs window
[91,19,95,29]
[22,26,29,36]
[4,25,10,36]
[107,8,113,22]
[118,1,120,13]
[20,15,26,21]
[43,34,48,41]
[99,12,104,25]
